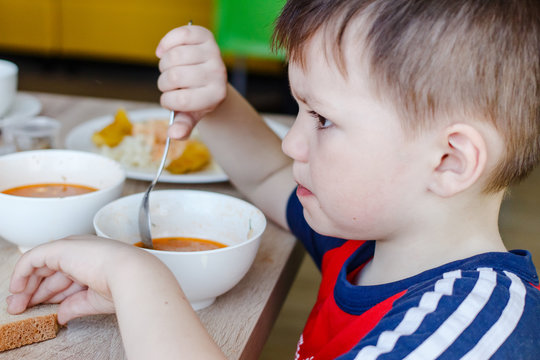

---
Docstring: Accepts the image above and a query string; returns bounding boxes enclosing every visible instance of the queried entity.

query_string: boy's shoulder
[350,257,540,360]
[299,243,540,360]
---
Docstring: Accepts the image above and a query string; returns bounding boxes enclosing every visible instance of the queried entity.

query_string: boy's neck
[354,191,507,286]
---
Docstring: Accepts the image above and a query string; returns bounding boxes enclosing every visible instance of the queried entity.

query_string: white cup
[0,60,18,117]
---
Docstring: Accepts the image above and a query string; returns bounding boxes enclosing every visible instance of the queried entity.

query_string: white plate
[65,108,228,183]
[65,108,290,183]
[0,94,42,124]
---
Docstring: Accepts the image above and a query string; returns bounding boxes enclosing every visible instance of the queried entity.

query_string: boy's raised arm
[157,25,295,229]
[198,84,295,230]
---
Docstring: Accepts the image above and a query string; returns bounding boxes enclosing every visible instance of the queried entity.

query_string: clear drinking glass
[0,121,16,155]
[3,116,61,152]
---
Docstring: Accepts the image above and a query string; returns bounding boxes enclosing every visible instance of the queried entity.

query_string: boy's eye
[308,111,333,129]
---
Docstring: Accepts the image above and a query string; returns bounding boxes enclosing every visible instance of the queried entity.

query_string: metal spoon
[138,110,175,248]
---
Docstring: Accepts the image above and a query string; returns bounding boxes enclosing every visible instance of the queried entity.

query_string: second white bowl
[0,149,125,252]
[93,190,266,310]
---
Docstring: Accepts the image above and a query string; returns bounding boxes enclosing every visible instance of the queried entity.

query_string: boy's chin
[303,208,338,237]
[303,209,375,240]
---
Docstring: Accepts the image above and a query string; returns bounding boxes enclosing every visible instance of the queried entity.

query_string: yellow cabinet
[0,0,212,64]
[0,0,60,54]
[60,0,212,63]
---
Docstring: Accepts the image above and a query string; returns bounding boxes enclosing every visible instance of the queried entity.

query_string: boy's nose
[281,115,309,162]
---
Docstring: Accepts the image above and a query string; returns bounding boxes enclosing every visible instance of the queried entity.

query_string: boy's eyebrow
[290,88,322,107]
[290,88,306,104]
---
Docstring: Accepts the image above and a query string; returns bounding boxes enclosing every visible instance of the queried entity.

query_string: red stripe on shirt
[296,241,406,360]
[530,282,540,291]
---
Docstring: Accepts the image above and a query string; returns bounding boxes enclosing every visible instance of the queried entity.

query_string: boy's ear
[428,123,487,197]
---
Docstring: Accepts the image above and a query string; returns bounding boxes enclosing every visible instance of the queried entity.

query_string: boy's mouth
[296,184,313,197]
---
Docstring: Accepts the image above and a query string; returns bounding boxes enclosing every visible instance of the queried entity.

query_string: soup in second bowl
[2,183,97,198]
[134,236,227,252]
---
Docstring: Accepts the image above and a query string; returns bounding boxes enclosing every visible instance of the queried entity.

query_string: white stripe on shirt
[403,267,497,360]
[460,271,526,360]
[354,270,462,360]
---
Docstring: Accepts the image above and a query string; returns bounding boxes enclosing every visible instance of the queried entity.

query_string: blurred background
[0,1,538,359]
[0,0,297,113]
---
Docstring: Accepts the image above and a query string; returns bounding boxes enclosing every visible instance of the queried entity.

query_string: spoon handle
[139,20,189,248]
[153,110,175,184]
[138,110,175,248]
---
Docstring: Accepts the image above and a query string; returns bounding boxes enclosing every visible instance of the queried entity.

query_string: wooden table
[0,92,303,359]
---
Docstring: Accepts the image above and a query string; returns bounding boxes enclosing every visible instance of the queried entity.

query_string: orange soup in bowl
[134,236,227,252]
[2,183,97,198]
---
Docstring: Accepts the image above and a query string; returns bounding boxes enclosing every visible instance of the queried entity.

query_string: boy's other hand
[156,25,227,140]
[6,236,139,324]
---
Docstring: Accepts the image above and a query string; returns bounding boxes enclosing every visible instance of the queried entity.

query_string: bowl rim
[0,149,126,201]
[94,189,267,256]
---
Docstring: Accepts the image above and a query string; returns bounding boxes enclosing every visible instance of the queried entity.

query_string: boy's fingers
[10,265,55,296]
[9,269,36,294]
[57,290,115,325]
[9,255,41,293]
[158,44,208,73]
[9,241,65,293]
[158,61,226,92]
[46,282,87,304]
[6,293,30,314]
[27,271,74,306]
[158,64,212,92]
[160,86,225,114]
[168,113,195,140]
[7,271,51,313]
[156,25,212,58]
[57,291,92,324]
[18,273,42,297]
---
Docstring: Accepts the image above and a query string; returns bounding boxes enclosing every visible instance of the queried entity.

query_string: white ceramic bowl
[0,149,125,252]
[93,190,266,310]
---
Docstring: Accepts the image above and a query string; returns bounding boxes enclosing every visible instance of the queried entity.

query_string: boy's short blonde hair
[273,0,540,192]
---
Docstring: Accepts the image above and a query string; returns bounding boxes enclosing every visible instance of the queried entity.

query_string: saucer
[0,94,42,124]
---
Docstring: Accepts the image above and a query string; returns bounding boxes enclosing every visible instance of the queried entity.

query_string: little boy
[7,0,540,359]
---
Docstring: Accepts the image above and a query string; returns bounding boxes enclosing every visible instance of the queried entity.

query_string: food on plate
[0,302,60,352]
[91,108,132,147]
[131,118,186,163]
[166,140,211,174]
[134,236,227,252]
[2,183,97,198]
[92,109,212,174]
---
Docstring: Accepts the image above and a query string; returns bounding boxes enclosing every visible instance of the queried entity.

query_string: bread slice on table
[0,242,61,352]
[0,302,60,352]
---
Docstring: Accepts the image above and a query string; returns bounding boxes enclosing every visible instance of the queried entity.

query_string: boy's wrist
[105,245,176,297]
